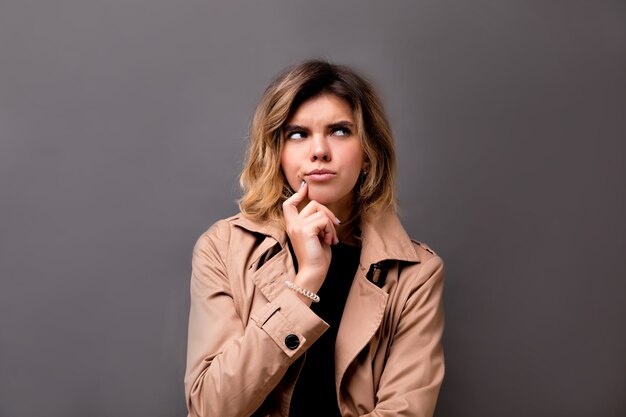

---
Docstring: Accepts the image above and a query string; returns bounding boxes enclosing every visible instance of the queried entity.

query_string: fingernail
[300,180,306,189]
[335,217,341,224]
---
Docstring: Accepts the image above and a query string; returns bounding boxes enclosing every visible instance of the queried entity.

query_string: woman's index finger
[282,180,307,223]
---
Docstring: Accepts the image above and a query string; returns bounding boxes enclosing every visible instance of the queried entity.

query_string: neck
[336,212,361,246]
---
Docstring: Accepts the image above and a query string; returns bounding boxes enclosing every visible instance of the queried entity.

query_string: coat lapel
[250,245,294,302]
[334,210,420,395]
[231,215,292,303]
[334,268,389,390]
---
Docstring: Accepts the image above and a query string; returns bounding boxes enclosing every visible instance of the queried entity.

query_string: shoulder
[411,240,440,262]
[192,214,247,258]
[400,240,444,289]
[191,214,268,282]
[195,215,236,247]
[194,213,277,256]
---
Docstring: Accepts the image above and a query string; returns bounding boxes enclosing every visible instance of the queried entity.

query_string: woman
[185,60,445,417]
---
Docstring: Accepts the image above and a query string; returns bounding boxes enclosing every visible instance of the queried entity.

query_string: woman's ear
[361,159,371,173]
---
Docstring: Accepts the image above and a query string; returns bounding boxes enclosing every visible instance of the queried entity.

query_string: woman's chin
[307,190,352,213]
[306,190,334,205]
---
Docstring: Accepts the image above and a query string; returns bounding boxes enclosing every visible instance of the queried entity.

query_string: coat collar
[230,209,420,266]
[358,208,420,267]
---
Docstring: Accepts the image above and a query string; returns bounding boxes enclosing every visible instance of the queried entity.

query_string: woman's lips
[305,169,336,182]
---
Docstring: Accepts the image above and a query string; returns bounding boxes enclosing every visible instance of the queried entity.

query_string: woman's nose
[310,135,331,162]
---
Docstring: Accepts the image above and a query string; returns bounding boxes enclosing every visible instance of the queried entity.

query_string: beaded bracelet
[284,280,320,303]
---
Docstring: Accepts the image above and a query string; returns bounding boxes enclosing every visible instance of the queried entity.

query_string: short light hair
[239,60,396,225]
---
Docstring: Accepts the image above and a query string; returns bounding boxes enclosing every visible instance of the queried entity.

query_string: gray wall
[1,1,624,416]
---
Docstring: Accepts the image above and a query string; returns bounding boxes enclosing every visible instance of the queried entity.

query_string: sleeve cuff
[251,289,329,357]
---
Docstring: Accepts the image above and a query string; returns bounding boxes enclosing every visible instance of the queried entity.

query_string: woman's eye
[287,131,306,140]
[332,128,351,137]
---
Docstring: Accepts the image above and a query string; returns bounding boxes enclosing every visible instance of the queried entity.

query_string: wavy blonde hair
[239,60,396,226]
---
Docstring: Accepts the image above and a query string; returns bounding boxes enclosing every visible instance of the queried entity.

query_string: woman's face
[280,93,365,219]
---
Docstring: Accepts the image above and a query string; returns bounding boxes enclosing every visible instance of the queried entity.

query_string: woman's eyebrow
[327,120,354,129]
[283,124,309,133]
[283,121,354,133]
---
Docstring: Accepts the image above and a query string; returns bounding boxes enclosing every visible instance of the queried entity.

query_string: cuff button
[285,334,300,350]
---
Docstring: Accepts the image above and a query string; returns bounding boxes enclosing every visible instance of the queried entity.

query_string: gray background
[1,1,624,416]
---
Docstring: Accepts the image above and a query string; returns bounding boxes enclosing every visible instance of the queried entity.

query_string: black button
[285,334,300,350]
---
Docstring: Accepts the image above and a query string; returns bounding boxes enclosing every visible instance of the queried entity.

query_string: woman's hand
[282,180,341,303]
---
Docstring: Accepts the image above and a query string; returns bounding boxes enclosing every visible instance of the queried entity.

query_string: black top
[288,242,361,417]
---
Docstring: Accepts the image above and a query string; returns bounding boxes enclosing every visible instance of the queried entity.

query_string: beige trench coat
[184,210,445,417]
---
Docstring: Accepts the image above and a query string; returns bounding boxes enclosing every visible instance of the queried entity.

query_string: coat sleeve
[184,220,329,417]
[363,255,445,417]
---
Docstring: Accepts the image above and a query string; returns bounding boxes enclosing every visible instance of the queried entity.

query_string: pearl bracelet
[285,280,320,303]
